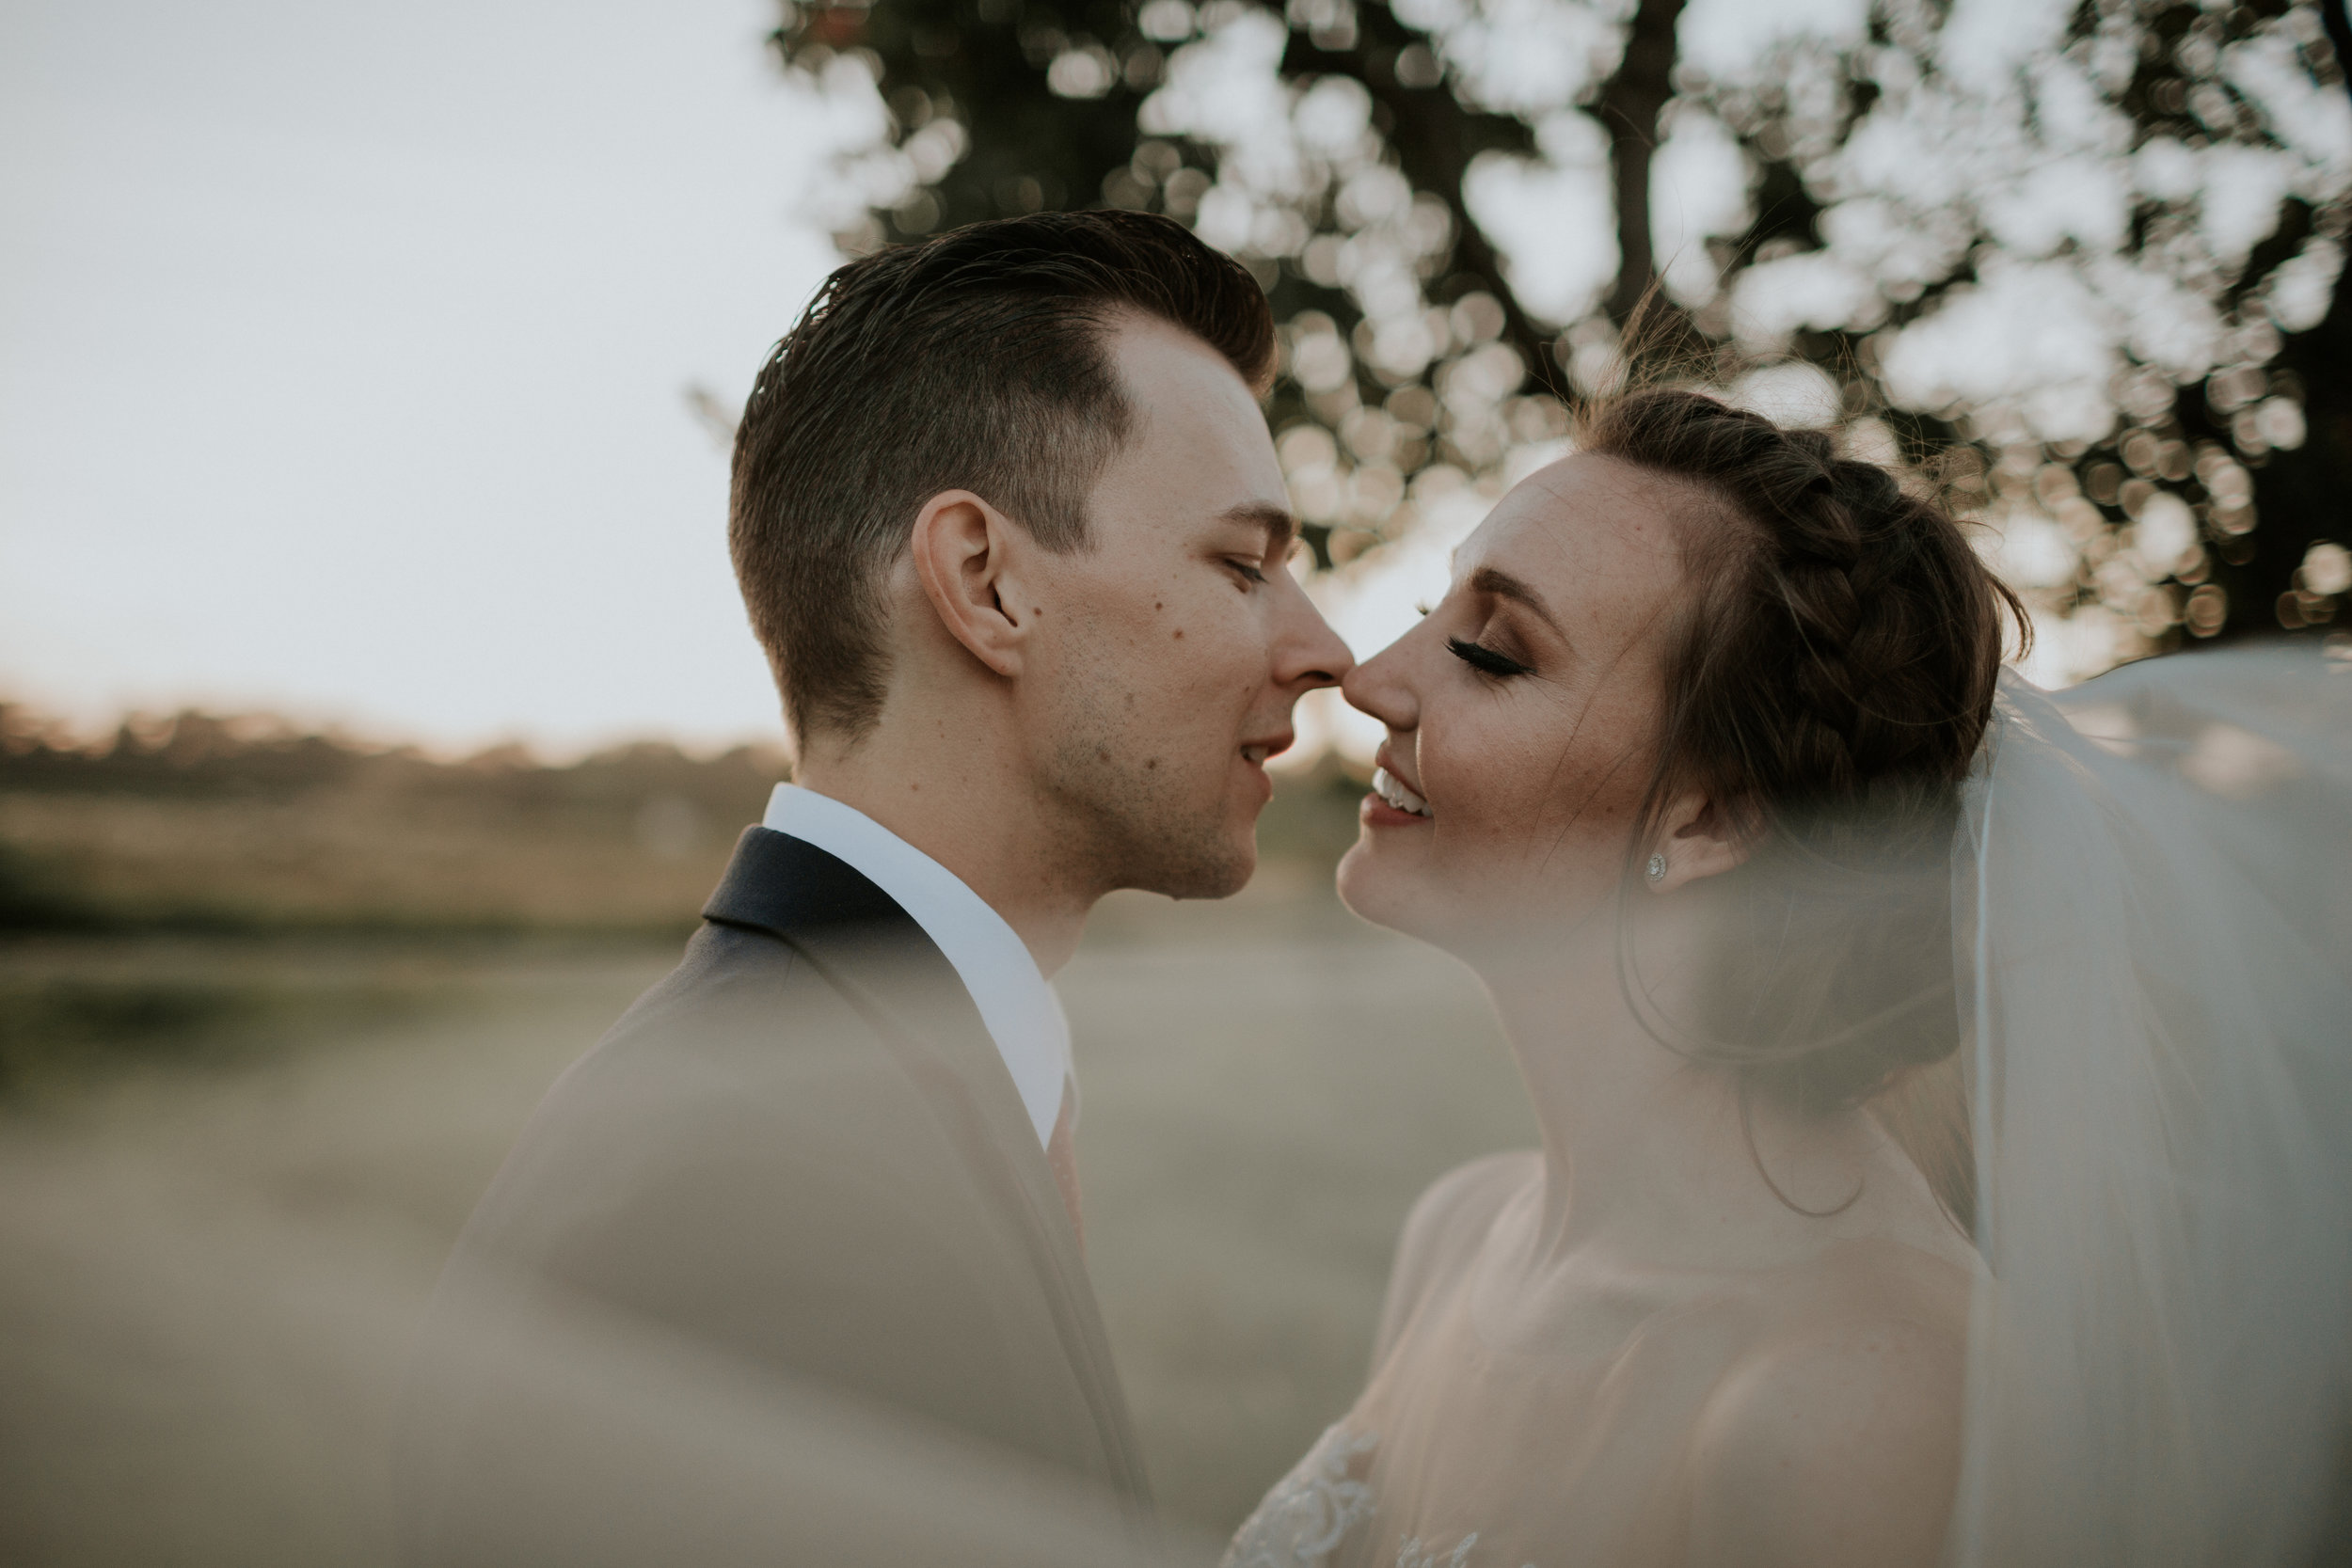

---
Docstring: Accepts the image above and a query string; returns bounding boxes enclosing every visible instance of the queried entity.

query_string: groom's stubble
[1037,599,1256,903]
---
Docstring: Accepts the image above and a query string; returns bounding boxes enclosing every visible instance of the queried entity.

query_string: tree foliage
[772,0,2352,673]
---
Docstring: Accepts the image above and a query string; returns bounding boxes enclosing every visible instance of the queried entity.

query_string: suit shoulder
[552,922,860,1092]
[462,923,898,1237]
[608,920,804,1032]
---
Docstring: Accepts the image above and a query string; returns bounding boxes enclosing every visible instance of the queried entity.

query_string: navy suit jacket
[399,827,1151,1562]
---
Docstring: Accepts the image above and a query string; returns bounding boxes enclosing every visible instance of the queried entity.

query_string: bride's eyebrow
[1467,565,1565,638]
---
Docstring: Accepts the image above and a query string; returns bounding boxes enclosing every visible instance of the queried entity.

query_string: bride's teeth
[1242,745,1267,765]
[1373,767,1429,817]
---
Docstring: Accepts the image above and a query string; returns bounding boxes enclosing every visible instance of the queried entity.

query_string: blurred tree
[771,0,2352,671]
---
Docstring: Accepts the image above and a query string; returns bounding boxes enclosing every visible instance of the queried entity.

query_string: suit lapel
[701,828,1151,1505]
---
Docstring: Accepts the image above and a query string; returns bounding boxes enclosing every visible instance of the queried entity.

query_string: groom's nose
[1270,578,1354,693]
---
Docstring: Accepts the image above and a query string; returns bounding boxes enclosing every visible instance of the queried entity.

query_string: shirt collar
[761,784,1070,1149]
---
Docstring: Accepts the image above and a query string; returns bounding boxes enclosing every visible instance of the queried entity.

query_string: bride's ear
[1645,788,1753,894]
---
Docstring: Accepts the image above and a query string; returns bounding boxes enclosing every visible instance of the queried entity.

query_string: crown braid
[1588,394,2010,839]
[1582,388,2024,1119]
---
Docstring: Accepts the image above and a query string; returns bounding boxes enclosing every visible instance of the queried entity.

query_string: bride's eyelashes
[1446,636,1534,679]
[1420,594,1534,676]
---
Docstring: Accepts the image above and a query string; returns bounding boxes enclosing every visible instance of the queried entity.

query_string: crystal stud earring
[1645,851,1667,885]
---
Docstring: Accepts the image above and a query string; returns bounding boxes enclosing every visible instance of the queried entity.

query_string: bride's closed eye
[1447,636,1534,678]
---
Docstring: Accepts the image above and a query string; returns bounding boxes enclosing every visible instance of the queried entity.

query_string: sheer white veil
[1948,644,2352,1566]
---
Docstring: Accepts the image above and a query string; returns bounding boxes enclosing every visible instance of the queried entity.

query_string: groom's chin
[1123,831,1256,902]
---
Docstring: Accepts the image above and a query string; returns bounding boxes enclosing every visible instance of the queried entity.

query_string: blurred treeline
[0,703,1363,935]
[0,704,783,934]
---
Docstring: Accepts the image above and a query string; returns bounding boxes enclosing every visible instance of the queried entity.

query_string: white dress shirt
[761,784,1072,1150]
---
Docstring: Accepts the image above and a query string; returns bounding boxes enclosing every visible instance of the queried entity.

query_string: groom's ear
[907,490,1036,678]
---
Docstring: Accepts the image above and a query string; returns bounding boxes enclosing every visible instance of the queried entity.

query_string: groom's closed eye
[1213,501,1298,587]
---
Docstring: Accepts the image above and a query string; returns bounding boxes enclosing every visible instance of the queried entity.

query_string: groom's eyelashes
[1446,637,1534,679]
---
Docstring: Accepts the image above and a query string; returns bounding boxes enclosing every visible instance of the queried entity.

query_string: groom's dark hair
[730,210,1276,743]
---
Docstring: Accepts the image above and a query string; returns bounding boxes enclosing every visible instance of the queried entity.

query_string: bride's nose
[1340,636,1418,733]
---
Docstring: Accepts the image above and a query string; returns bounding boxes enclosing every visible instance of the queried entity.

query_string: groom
[399,210,1350,1554]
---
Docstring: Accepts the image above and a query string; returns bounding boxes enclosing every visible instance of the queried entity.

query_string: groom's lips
[1238,732,1293,768]
[1238,732,1290,803]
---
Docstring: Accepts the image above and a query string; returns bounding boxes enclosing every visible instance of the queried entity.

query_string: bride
[1228,387,2352,1568]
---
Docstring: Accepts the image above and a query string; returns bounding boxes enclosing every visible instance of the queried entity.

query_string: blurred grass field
[0,710,1535,1562]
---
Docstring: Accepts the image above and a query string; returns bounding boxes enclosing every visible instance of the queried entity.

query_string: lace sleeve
[1221,1424,1380,1568]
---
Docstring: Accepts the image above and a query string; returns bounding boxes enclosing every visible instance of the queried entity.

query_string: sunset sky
[7,0,2336,758]
[3,0,840,754]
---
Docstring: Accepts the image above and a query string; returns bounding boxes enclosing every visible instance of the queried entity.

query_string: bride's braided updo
[1581,388,2023,1197]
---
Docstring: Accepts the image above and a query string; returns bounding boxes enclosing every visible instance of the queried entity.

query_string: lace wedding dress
[1218,1144,1568,1568]
[1222,1423,1383,1568]
[1226,1422,1532,1568]
[1225,647,2352,1568]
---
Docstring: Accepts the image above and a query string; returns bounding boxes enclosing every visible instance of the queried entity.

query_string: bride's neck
[1469,922,1887,1269]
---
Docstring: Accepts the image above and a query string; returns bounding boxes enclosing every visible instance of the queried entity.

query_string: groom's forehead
[1111,328,1276,455]
[1109,311,1260,414]
[1098,425,1286,512]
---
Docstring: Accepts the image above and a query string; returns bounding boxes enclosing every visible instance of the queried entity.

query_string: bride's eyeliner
[1446,636,1533,678]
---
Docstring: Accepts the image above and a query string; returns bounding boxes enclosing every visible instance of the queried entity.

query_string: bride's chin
[1335,840,1438,940]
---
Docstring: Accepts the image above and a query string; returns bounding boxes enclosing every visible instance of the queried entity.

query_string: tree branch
[2321,0,2352,107]
[1597,0,1687,324]
[1283,5,1558,388]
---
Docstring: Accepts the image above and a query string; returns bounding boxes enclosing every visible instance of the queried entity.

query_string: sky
[7,0,2335,758]
[0,0,1881,764]
[3,0,842,755]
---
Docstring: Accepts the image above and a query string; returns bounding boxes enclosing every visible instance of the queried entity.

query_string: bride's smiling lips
[1364,747,1431,827]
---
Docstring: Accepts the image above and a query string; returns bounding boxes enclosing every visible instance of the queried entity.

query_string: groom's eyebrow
[1220,502,1297,553]
[1468,566,1564,634]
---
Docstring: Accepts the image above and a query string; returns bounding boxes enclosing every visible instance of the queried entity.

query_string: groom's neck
[793,720,1095,978]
